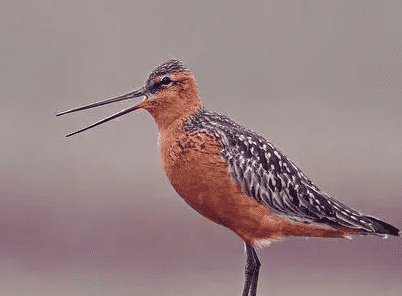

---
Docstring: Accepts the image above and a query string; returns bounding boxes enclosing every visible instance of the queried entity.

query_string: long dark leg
[241,244,261,296]
[249,246,261,296]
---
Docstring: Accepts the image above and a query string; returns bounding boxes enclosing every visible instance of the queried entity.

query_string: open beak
[56,86,146,137]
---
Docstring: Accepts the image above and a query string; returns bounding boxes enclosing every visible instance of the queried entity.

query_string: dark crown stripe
[149,58,190,80]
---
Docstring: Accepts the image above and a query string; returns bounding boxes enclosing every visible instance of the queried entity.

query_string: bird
[57,58,400,296]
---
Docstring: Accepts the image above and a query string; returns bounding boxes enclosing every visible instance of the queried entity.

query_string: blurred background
[0,1,401,295]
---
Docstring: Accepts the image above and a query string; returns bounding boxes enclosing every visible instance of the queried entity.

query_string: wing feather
[185,108,400,236]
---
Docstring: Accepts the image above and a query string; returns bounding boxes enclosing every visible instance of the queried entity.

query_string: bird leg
[242,244,261,296]
[249,245,261,296]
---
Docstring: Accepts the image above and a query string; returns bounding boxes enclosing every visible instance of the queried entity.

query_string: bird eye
[161,77,172,85]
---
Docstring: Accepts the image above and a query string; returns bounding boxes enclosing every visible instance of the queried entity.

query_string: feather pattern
[185,107,399,236]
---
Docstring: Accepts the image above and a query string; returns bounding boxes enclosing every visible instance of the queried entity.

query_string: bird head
[57,58,200,136]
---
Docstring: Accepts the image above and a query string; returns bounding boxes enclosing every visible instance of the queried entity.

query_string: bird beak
[56,86,146,137]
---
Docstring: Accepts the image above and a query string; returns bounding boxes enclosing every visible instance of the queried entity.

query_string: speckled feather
[185,107,398,236]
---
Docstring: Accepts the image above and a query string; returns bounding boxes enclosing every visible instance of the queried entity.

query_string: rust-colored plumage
[57,58,400,296]
[154,88,358,245]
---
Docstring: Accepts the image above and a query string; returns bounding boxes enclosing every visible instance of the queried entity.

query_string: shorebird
[57,58,400,296]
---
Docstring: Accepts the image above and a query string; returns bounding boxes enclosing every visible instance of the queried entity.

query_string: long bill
[56,86,146,137]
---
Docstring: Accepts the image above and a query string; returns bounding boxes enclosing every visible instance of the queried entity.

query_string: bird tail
[363,215,400,236]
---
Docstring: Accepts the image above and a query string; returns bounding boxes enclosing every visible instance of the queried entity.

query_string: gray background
[1,1,401,295]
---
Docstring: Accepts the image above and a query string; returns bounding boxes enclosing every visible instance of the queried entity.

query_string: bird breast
[157,121,244,224]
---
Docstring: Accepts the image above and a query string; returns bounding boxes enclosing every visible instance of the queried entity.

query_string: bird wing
[185,109,385,234]
[221,128,369,229]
